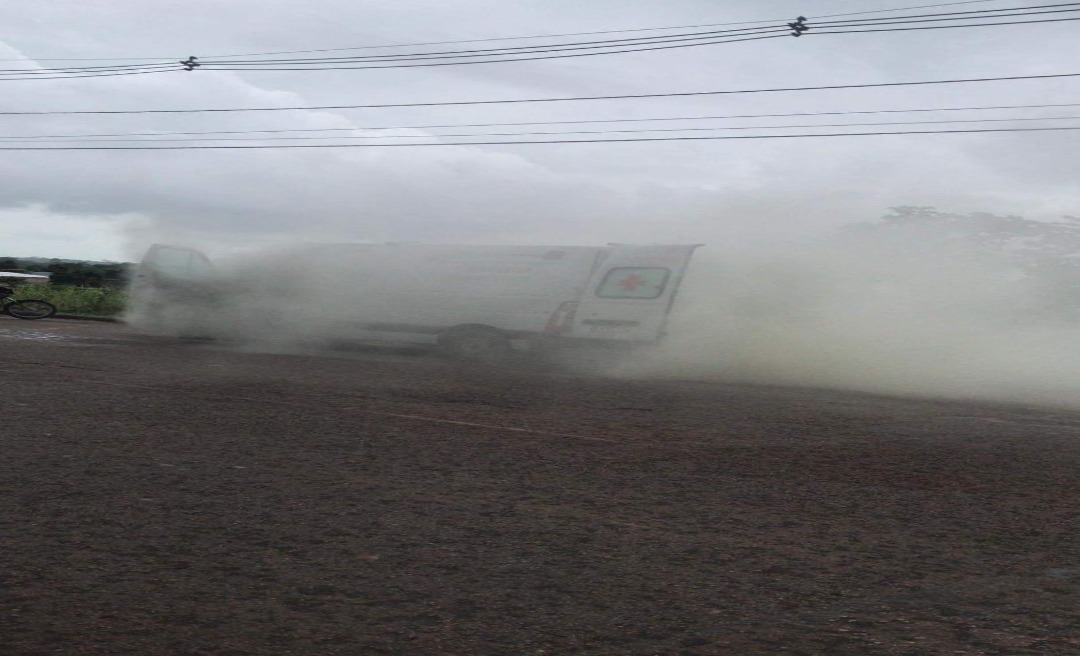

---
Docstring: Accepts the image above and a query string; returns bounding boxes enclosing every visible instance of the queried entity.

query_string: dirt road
[1,319,1077,655]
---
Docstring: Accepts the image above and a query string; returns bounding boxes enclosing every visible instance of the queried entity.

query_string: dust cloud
[128,212,1080,408]
[625,228,1080,408]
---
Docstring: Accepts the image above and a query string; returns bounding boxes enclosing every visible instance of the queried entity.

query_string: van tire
[437,326,512,362]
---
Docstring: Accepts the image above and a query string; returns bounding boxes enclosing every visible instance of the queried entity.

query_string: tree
[0,258,132,287]
[839,207,1080,318]
[847,206,1080,272]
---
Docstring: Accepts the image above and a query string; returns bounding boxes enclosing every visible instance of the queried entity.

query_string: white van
[135,242,699,359]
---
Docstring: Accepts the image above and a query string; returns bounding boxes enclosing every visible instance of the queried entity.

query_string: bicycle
[0,285,57,320]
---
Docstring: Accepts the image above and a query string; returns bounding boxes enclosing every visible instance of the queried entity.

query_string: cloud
[0,205,131,260]
[1,0,1078,260]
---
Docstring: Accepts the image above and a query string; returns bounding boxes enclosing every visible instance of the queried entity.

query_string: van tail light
[545,301,579,334]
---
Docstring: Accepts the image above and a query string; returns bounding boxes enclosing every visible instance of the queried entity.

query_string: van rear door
[570,244,699,343]
[133,245,218,329]
[138,244,216,288]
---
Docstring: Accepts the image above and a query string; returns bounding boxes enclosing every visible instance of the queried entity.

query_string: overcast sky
[2,0,1077,261]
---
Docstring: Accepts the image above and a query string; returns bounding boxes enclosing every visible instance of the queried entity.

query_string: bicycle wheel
[6,299,57,319]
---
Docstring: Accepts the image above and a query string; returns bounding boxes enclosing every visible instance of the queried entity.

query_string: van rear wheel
[438,326,512,363]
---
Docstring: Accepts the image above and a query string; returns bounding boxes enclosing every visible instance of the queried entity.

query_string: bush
[9,284,127,317]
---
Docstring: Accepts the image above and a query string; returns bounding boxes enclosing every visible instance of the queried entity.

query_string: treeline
[0,257,131,287]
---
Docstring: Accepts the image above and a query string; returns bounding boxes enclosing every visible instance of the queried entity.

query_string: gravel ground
[1,319,1078,655]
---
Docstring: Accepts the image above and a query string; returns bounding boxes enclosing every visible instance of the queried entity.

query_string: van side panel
[298,245,605,338]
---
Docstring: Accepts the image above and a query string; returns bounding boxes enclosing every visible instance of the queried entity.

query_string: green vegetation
[0,257,131,287]
[1,256,132,318]
[8,284,127,318]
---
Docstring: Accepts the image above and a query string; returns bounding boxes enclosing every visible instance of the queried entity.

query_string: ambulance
[136,242,699,360]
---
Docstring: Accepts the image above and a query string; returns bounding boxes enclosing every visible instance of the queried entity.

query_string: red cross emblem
[617,274,646,291]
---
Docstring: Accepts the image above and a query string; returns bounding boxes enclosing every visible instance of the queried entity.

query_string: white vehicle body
[0,271,51,283]
[136,242,699,355]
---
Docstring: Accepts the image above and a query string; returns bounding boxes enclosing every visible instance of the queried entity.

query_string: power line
[191,7,1080,71]
[810,14,1080,34]
[202,0,1013,59]
[3,125,1078,150]
[193,33,792,73]
[814,1,1080,24]
[139,8,1080,73]
[6,101,1079,140]
[0,21,794,65]
[0,0,1011,63]
[819,0,1015,17]
[5,71,1079,115]
[0,68,178,81]
[197,17,1080,73]
[797,16,1080,44]
[204,24,787,65]
[3,4,1074,78]
[0,23,787,74]
[0,30,790,79]
[194,3,1080,65]
[0,62,175,74]
[3,115,1078,144]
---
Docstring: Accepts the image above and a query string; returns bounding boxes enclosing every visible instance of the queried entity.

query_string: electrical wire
[807,15,1080,36]
[0,22,787,74]
[812,1,1080,25]
[0,68,180,81]
[2,115,1077,144]
[196,19,1080,73]
[197,3,1080,64]
[188,6,1080,71]
[0,62,176,74]
[3,125,1078,150]
[195,33,792,72]
[3,3,1074,78]
[5,71,1079,115]
[0,30,790,79]
[200,0,1013,58]
[207,23,787,65]
[5,101,1079,140]
[0,0,1012,63]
